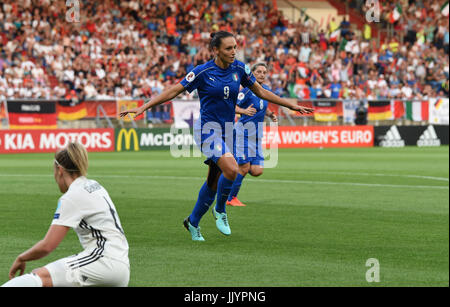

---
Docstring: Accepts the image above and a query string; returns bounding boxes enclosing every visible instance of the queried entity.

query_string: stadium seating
[0,0,448,105]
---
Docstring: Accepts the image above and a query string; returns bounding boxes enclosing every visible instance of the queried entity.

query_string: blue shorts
[194,121,233,165]
[234,131,264,166]
[236,153,264,166]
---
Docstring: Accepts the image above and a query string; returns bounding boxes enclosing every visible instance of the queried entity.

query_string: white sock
[1,273,43,287]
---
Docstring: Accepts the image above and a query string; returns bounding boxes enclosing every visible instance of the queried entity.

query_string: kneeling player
[2,142,129,287]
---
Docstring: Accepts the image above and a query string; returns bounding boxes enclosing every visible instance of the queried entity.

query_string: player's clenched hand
[119,106,145,119]
[244,104,257,116]
[291,105,314,115]
[9,257,26,279]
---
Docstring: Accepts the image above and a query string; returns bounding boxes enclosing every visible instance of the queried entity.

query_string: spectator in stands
[0,0,448,108]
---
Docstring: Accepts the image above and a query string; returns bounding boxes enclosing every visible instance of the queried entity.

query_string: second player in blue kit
[227,62,278,207]
[120,31,314,241]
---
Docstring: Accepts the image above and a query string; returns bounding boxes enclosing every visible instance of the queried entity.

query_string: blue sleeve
[180,65,204,93]
[240,64,256,89]
[237,89,250,107]
[262,84,274,94]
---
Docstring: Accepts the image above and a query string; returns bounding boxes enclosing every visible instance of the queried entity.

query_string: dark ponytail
[209,31,234,50]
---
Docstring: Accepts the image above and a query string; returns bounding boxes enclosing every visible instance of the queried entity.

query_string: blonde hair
[55,142,89,177]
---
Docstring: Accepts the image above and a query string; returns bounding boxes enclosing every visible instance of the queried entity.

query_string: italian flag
[389,4,402,23]
[329,29,340,42]
[441,1,449,17]
[405,101,429,121]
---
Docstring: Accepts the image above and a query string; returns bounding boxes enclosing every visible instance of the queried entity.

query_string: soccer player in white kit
[2,142,130,287]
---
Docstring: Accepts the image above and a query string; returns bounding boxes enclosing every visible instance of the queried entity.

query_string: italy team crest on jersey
[232,73,238,82]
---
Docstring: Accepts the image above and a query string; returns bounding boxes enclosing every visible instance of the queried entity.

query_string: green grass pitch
[0,147,448,286]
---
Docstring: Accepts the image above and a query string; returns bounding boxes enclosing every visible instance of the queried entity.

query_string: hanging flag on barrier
[117,100,144,121]
[405,100,429,121]
[7,100,57,129]
[313,101,338,121]
[428,98,448,125]
[0,100,7,120]
[57,100,87,120]
[391,100,405,119]
[85,100,117,118]
[368,100,393,121]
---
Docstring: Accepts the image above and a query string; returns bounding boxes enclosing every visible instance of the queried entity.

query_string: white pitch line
[0,173,448,190]
[3,170,447,182]
[296,171,449,182]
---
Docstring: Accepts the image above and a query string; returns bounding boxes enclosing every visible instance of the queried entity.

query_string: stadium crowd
[0,0,449,105]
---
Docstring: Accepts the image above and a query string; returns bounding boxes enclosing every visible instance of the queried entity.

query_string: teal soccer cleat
[183,217,205,241]
[212,207,231,236]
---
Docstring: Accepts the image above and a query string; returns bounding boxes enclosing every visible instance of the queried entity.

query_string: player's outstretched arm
[119,83,186,119]
[249,82,314,115]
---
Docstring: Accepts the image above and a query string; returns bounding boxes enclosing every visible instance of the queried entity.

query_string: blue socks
[215,174,234,214]
[228,173,244,201]
[189,174,235,227]
[189,181,216,227]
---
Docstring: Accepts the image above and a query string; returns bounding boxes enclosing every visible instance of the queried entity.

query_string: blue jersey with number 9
[180,59,256,136]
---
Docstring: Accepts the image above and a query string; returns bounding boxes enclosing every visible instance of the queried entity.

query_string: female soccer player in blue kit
[227,62,277,207]
[120,31,314,241]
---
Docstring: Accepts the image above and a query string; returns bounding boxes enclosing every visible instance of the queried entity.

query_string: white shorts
[45,254,130,287]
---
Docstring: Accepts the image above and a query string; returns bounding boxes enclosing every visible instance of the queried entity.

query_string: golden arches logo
[117,129,139,152]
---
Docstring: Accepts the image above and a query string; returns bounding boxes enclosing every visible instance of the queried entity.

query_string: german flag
[368,100,393,121]
[57,100,87,120]
[313,101,338,121]
[7,100,57,129]
[434,98,445,110]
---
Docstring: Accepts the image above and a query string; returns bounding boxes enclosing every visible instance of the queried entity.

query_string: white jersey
[52,177,129,268]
